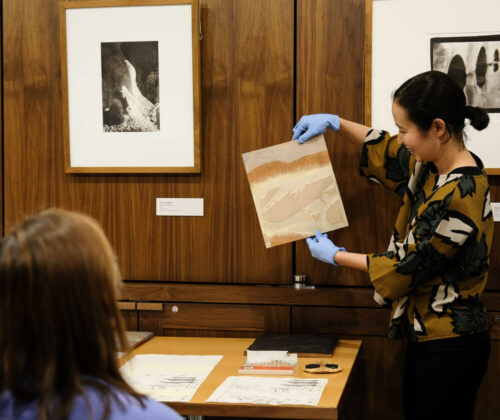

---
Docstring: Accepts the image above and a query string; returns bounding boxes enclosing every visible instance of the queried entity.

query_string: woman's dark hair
[393,71,489,142]
[0,209,145,420]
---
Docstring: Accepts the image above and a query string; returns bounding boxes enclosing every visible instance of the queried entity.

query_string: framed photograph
[59,0,201,173]
[431,35,500,113]
[365,0,500,174]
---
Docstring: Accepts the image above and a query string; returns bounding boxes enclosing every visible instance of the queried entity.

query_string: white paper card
[491,202,500,222]
[207,376,328,406]
[156,198,203,216]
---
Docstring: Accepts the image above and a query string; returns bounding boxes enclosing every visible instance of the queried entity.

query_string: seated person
[0,209,182,420]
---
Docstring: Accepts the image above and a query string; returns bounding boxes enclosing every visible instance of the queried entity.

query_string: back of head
[0,209,140,420]
[393,71,489,140]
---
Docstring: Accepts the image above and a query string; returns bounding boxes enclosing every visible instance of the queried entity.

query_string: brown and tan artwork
[242,135,348,248]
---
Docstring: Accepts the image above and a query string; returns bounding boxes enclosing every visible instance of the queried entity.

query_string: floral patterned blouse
[360,129,493,342]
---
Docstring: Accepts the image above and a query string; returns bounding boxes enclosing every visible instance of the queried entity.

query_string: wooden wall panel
[295,0,400,286]
[3,0,293,284]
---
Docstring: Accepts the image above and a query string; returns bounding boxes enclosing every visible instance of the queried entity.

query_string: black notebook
[246,334,338,357]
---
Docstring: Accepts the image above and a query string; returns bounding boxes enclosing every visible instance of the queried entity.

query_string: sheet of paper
[120,354,222,402]
[242,135,348,248]
[207,376,328,406]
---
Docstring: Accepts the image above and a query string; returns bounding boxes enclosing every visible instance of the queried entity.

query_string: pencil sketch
[120,354,222,402]
[431,35,500,112]
[101,41,160,131]
[242,136,348,248]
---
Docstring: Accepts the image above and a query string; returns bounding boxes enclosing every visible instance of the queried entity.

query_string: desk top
[120,336,362,419]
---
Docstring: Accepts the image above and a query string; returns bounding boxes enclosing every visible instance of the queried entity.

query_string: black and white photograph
[61,0,200,173]
[101,41,160,132]
[431,35,500,112]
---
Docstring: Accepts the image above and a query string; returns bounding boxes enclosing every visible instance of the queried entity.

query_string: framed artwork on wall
[59,0,201,173]
[365,0,500,174]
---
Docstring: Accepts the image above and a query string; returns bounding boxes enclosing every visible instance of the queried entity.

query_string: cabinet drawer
[292,306,389,336]
[138,302,290,337]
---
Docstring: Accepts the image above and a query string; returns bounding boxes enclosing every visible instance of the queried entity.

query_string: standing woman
[293,71,492,419]
[0,209,182,420]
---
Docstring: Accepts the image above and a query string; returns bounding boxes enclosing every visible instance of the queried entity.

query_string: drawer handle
[172,305,179,313]
[117,301,136,310]
[136,302,163,311]
[493,314,500,324]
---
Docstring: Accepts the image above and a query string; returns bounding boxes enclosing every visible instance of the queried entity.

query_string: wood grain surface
[3,0,293,284]
[295,0,401,287]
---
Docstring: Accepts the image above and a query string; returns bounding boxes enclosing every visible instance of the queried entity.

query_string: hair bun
[465,105,490,131]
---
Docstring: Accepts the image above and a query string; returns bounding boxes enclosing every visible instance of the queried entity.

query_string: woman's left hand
[306,230,346,266]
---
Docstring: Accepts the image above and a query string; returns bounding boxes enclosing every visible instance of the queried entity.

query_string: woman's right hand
[292,114,340,144]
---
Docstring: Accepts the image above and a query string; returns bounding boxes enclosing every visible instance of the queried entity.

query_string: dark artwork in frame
[101,41,160,132]
[431,34,500,113]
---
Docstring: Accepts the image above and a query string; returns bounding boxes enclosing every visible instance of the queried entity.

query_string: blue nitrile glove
[292,114,340,144]
[306,230,346,266]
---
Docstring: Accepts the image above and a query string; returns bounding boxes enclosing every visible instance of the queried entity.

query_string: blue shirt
[0,386,183,420]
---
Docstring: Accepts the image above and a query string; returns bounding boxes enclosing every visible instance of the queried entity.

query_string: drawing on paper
[242,135,348,248]
[120,354,222,402]
[207,376,328,406]
[101,41,160,131]
[431,35,500,112]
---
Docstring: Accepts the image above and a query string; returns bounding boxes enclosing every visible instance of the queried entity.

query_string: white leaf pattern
[373,290,387,306]
[392,295,408,320]
[368,176,382,185]
[430,284,459,314]
[397,244,406,261]
[434,216,474,245]
[434,173,462,190]
[483,190,492,219]
[405,230,415,246]
[387,231,398,253]
[407,162,423,195]
[365,129,384,142]
[413,314,424,333]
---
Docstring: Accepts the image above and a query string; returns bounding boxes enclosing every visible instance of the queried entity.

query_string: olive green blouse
[360,129,493,342]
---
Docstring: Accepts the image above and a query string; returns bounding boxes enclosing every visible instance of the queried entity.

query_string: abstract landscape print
[242,136,348,248]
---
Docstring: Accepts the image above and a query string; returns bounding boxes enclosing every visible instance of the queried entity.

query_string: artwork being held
[101,41,160,132]
[431,35,500,112]
[242,136,348,248]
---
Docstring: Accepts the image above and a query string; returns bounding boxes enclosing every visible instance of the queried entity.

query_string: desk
[121,336,362,419]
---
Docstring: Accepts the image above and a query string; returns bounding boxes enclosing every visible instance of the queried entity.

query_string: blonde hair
[0,209,144,420]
